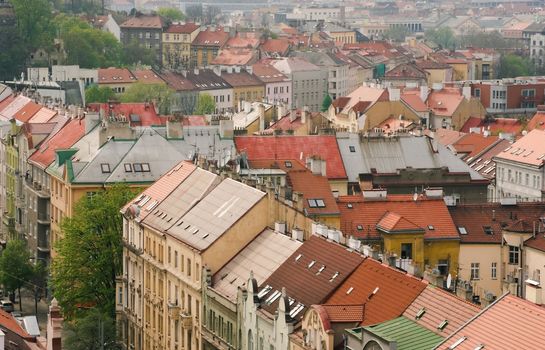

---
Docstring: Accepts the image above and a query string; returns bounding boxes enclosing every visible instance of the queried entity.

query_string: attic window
[438,320,449,331]
[101,163,111,173]
[458,227,467,235]
[257,285,272,299]
[308,260,315,269]
[483,226,494,235]
[133,163,143,172]
[447,336,466,349]
[357,225,363,231]
[349,145,356,153]
[315,199,325,208]
[141,163,150,172]
[285,161,292,168]
[346,287,354,295]
[428,225,435,230]
[329,271,339,282]
[347,203,353,209]
[295,253,302,262]
[316,265,326,274]
[415,308,426,320]
[124,163,132,172]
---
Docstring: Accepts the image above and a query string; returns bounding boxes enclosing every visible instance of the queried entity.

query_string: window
[187,258,191,276]
[308,199,326,208]
[491,262,497,279]
[470,263,480,280]
[458,226,467,235]
[101,163,111,173]
[483,226,493,235]
[141,163,150,172]
[509,246,519,264]
[124,163,132,172]
[401,243,413,259]
[349,145,356,153]
[133,163,143,172]
[437,259,449,276]
[284,161,292,168]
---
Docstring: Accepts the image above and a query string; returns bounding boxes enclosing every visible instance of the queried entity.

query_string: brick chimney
[47,298,63,350]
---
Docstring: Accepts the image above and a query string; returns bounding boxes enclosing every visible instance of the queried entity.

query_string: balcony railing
[24,177,50,198]
[37,212,50,224]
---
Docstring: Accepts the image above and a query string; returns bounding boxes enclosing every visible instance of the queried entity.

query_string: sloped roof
[221,71,263,87]
[261,39,290,55]
[338,194,459,240]
[258,236,365,320]
[460,117,523,135]
[120,15,166,29]
[385,63,427,80]
[319,304,364,324]
[401,92,428,112]
[335,85,389,115]
[527,110,545,131]
[165,23,199,34]
[0,95,31,120]
[465,138,509,180]
[192,28,229,47]
[234,135,347,180]
[425,128,465,147]
[225,35,260,49]
[376,211,424,233]
[452,133,499,158]
[212,228,302,302]
[184,69,232,91]
[98,68,136,84]
[158,71,196,91]
[435,294,545,350]
[494,129,545,167]
[448,202,545,244]
[165,178,265,251]
[121,161,197,222]
[0,308,33,340]
[252,61,289,83]
[402,284,480,336]
[427,88,464,117]
[12,101,42,123]
[131,69,165,84]
[363,317,444,350]
[28,118,86,169]
[87,103,166,126]
[211,48,257,66]
[287,169,339,216]
[326,259,427,326]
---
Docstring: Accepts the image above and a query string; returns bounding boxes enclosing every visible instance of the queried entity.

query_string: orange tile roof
[402,285,480,335]
[29,107,57,123]
[225,35,260,49]
[0,95,15,111]
[192,28,229,47]
[427,88,464,117]
[0,308,33,340]
[235,135,347,179]
[376,211,424,233]
[87,102,166,126]
[424,128,465,147]
[494,129,545,167]
[248,159,307,171]
[258,235,365,320]
[252,61,288,83]
[319,304,364,324]
[452,133,499,158]
[120,15,166,29]
[211,48,257,66]
[401,92,428,112]
[98,68,136,84]
[12,101,41,123]
[338,194,459,240]
[436,294,545,350]
[131,69,165,84]
[122,161,197,221]
[28,118,86,169]
[461,117,523,135]
[527,111,545,131]
[326,259,426,326]
[165,23,199,34]
[287,169,339,216]
[260,39,290,55]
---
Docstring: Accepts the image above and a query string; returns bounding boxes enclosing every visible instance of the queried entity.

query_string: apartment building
[118,161,268,350]
[494,129,545,202]
[221,70,264,111]
[184,69,233,114]
[162,23,201,71]
[120,14,169,65]
[190,27,230,68]
[252,61,291,106]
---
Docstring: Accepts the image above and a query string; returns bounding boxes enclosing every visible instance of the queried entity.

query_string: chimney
[47,298,63,350]
[301,106,308,124]
[213,66,221,76]
[167,116,183,139]
[306,156,326,177]
[257,104,266,131]
[84,111,100,134]
[289,109,296,122]
[462,86,471,100]
[388,87,400,101]
[525,281,542,305]
[194,68,199,75]
[277,104,286,120]
[420,85,429,102]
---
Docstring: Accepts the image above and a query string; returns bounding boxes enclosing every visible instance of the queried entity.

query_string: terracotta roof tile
[385,63,427,79]
[320,304,364,323]
[120,15,166,29]
[401,92,428,112]
[87,102,166,126]
[221,71,263,87]
[427,88,464,117]
[326,259,427,326]
[436,294,545,350]
[211,49,257,66]
[261,39,290,56]
[165,23,199,34]
[461,117,523,135]
[28,118,86,169]
[192,28,229,47]
[12,101,42,123]
[158,71,196,91]
[402,285,480,335]
[98,68,136,84]
[286,169,339,216]
[452,133,499,158]
[235,135,347,179]
[448,202,545,244]
[494,129,545,166]
[131,69,165,84]
[527,110,545,131]
[465,138,509,180]
[252,61,289,83]
[225,35,260,49]
[258,236,364,320]
[0,308,33,340]
[376,211,424,233]
[338,195,459,240]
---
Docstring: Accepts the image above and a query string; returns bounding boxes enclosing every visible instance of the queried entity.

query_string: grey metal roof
[211,228,302,302]
[167,178,265,251]
[72,140,134,183]
[144,168,221,231]
[337,133,485,181]
[171,126,235,166]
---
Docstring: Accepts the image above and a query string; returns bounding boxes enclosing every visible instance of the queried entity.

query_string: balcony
[180,312,192,329]
[168,301,180,320]
[37,229,49,252]
[37,212,50,225]
[24,178,50,199]
[122,240,143,256]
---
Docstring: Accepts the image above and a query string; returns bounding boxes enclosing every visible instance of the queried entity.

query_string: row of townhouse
[117,154,545,350]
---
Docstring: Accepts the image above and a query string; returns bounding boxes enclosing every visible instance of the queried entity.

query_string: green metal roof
[363,316,444,350]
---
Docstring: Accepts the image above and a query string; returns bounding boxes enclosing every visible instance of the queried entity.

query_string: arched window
[363,340,383,350]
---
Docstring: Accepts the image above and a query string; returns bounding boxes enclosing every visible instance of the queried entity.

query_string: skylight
[329,271,339,282]
[346,287,354,294]
[438,319,449,331]
[124,163,132,172]
[458,226,467,235]
[357,225,363,231]
[483,226,493,235]
[447,336,466,349]
[257,285,272,299]
[415,307,426,320]
[317,265,326,274]
[285,161,292,168]
[347,203,353,209]
[265,290,282,305]
[295,253,302,262]
[101,163,111,173]
[308,260,315,269]
[428,225,435,230]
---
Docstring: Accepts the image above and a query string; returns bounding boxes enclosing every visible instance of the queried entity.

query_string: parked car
[0,300,14,313]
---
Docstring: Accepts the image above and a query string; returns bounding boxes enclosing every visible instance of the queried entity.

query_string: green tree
[157,7,185,21]
[384,26,409,42]
[85,85,115,104]
[29,261,47,315]
[321,94,332,112]
[458,30,510,49]
[51,185,136,318]
[63,308,120,350]
[0,240,33,311]
[122,39,156,66]
[0,28,28,81]
[194,93,216,114]
[54,15,122,68]
[120,82,174,114]
[425,27,457,50]
[11,0,55,51]
[497,54,531,78]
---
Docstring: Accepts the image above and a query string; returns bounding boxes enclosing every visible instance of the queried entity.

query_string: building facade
[162,23,200,71]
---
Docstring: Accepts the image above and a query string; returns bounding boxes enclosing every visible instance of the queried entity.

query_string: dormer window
[101,163,111,173]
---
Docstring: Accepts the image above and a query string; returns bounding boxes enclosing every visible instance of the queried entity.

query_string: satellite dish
[446,274,452,289]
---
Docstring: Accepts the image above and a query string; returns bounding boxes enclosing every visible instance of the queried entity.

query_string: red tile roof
[120,15,166,29]
[131,69,165,84]
[461,117,523,135]
[87,102,166,126]
[436,294,545,350]
[192,28,229,47]
[427,87,464,117]
[158,71,196,91]
[234,135,347,179]
[28,118,85,169]
[452,133,499,158]
[376,211,424,233]
[12,101,42,123]
[182,115,207,126]
[401,92,428,112]
[319,304,364,324]
[338,194,459,240]
[448,202,545,244]
[211,48,257,66]
[524,233,545,252]
[252,61,289,83]
[459,116,482,133]
[325,259,426,326]
[165,23,199,34]
[98,68,136,84]
[225,35,260,49]
[0,308,33,340]
[258,235,364,320]
[402,285,480,335]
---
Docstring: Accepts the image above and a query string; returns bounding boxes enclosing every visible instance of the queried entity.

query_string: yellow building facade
[163,24,200,71]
